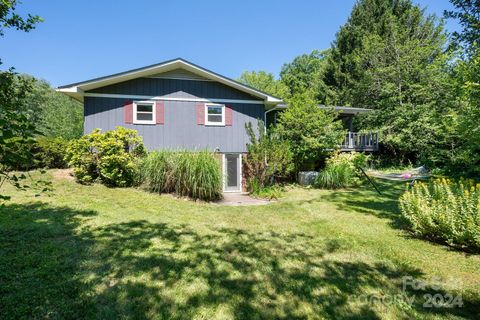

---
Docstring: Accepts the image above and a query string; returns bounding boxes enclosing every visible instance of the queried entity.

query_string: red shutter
[225,105,233,126]
[124,100,133,124]
[196,103,205,125]
[156,101,164,124]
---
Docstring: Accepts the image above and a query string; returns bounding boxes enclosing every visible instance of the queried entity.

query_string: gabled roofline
[57,58,283,104]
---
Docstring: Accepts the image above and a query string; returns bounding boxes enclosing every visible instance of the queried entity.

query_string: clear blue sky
[2,0,459,87]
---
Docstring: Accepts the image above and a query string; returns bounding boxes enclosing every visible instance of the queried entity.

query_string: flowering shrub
[400,178,480,250]
[65,127,146,186]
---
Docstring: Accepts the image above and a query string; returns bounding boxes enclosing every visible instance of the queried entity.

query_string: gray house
[58,58,377,192]
[58,58,283,192]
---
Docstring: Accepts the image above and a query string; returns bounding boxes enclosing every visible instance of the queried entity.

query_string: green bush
[400,178,480,250]
[139,150,222,201]
[315,152,368,189]
[33,136,69,169]
[65,127,146,187]
[244,121,293,191]
[248,177,283,200]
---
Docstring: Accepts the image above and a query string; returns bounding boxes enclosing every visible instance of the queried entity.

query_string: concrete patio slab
[217,193,271,206]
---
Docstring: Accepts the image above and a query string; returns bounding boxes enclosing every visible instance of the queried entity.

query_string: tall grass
[315,162,354,189]
[139,150,222,201]
[400,178,480,250]
[315,152,367,189]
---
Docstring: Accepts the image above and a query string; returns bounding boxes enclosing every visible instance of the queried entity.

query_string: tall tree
[444,0,480,55]
[325,0,455,164]
[0,1,44,201]
[280,50,334,103]
[443,1,480,176]
[238,70,288,98]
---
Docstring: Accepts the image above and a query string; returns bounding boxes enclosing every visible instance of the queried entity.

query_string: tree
[280,49,334,103]
[0,1,43,201]
[444,0,480,55]
[238,70,288,98]
[273,95,344,171]
[443,1,480,176]
[22,76,83,140]
[244,121,293,189]
[324,0,456,164]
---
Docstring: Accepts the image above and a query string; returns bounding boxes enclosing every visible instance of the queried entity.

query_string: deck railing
[340,131,379,151]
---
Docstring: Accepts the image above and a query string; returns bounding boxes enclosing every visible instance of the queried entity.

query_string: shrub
[244,121,293,191]
[33,136,69,169]
[400,178,480,250]
[249,177,283,200]
[315,152,368,189]
[65,127,146,187]
[139,150,222,201]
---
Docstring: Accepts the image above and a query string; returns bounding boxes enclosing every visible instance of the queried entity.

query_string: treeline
[239,0,480,177]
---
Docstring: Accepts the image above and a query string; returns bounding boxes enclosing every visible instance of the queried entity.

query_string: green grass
[1,171,479,319]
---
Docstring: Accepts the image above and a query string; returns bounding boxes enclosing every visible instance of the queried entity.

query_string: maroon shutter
[225,105,233,126]
[124,100,133,124]
[196,103,205,125]
[156,101,164,124]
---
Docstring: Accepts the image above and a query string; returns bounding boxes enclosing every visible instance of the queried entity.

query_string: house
[58,58,377,192]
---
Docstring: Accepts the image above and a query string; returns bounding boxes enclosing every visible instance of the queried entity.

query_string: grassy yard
[1,171,479,319]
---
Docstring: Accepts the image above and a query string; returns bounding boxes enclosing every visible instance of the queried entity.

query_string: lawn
[1,171,479,319]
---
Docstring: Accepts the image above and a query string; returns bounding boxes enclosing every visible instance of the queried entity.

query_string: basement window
[205,103,225,126]
[134,101,156,124]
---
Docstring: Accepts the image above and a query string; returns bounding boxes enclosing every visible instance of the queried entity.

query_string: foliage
[248,178,283,200]
[280,49,334,103]
[237,70,288,98]
[65,127,146,187]
[322,0,456,165]
[244,121,293,190]
[0,70,51,201]
[400,178,480,250]
[0,1,46,201]
[139,150,222,201]
[24,76,83,140]
[315,152,368,189]
[33,136,69,169]
[0,0,42,37]
[444,0,480,56]
[273,95,345,171]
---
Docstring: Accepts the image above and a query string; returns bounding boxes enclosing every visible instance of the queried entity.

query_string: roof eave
[57,58,283,104]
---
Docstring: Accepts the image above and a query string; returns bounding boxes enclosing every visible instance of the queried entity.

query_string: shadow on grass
[318,179,409,229]
[1,202,479,319]
[0,202,97,319]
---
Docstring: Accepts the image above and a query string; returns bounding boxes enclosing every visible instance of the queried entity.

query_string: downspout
[264,105,285,133]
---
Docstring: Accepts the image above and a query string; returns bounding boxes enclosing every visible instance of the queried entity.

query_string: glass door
[224,154,241,192]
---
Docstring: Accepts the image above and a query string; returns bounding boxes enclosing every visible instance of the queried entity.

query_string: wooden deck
[340,132,379,152]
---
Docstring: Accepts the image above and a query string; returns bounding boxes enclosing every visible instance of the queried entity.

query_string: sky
[2,0,459,87]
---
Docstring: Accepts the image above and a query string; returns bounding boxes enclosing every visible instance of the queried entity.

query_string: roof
[56,58,283,104]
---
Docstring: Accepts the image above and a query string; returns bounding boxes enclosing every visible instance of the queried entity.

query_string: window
[205,103,225,126]
[134,101,156,124]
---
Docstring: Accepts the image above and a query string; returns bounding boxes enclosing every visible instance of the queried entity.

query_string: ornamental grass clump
[315,152,368,189]
[139,150,222,201]
[399,178,480,250]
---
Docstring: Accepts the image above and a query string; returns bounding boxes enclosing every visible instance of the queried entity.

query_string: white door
[223,153,242,192]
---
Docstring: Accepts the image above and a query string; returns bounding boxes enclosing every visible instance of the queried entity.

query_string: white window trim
[133,100,156,125]
[205,103,225,126]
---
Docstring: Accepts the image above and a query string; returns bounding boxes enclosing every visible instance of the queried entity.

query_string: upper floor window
[205,103,225,126]
[134,101,156,124]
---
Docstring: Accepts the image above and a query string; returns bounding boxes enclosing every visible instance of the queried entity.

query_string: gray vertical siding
[84,76,266,153]
[84,97,263,153]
